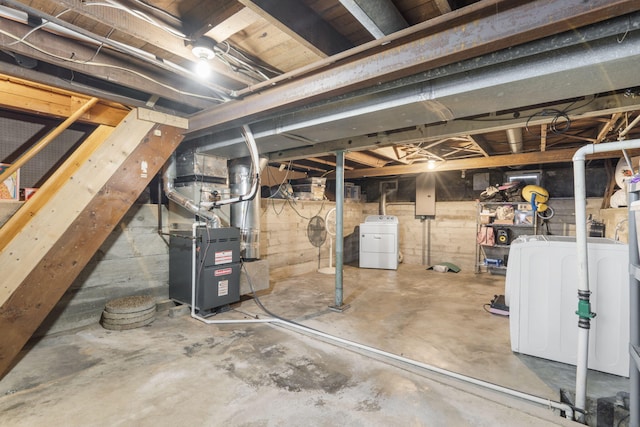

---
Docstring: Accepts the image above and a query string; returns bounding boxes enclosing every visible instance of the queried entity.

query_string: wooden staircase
[0,107,186,377]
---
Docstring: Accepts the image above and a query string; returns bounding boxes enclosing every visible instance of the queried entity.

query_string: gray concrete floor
[0,264,628,426]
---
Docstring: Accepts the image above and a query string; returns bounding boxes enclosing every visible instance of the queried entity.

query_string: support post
[330,150,349,312]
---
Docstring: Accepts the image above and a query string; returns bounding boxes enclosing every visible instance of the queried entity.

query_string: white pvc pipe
[186,240,574,421]
[572,138,640,422]
[184,209,575,419]
[185,222,574,417]
[188,308,573,419]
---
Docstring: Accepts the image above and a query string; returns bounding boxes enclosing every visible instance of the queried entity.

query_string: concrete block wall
[261,199,480,276]
[259,197,616,278]
[260,199,362,280]
[360,202,478,271]
[0,195,621,336]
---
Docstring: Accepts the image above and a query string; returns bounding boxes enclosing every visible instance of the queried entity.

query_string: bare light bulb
[195,57,211,78]
[427,159,436,170]
[192,43,215,79]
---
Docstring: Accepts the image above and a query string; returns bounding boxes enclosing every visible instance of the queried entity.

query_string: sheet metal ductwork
[230,157,268,259]
[162,154,221,228]
[506,128,523,154]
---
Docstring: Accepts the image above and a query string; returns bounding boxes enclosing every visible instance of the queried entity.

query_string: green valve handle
[576,299,596,319]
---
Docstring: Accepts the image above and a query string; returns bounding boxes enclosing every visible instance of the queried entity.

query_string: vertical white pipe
[572,138,640,423]
[191,221,207,317]
[572,157,590,423]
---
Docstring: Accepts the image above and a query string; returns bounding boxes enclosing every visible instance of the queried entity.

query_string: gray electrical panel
[415,173,436,218]
[169,226,241,316]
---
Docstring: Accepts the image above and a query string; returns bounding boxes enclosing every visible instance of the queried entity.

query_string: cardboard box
[0,163,19,201]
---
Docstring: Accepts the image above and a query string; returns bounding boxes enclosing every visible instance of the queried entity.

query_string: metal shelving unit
[628,182,640,427]
[475,201,537,274]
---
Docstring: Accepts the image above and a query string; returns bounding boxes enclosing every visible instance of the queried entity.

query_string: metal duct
[506,128,523,154]
[162,154,221,228]
[379,191,387,215]
[230,157,268,259]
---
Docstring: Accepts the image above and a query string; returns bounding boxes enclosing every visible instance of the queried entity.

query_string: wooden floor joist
[0,109,185,377]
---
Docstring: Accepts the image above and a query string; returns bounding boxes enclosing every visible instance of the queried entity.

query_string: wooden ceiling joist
[0,74,128,126]
[271,94,640,163]
[345,151,387,168]
[596,113,623,143]
[238,0,353,57]
[189,0,640,135]
[371,146,412,164]
[187,0,245,40]
[343,147,636,178]
[307,157,354,170]
[5,0,254,88]
[467,135,492,157]
[204,7,261,43]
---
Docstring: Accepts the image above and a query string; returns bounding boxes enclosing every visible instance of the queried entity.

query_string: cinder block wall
[260,197,619,278]
[261,199,363,280]
[261,199,481,277]
[364,202,479,270]
[0,196,620,336]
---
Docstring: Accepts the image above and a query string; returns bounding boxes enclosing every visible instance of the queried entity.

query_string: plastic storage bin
[506,235,629,376]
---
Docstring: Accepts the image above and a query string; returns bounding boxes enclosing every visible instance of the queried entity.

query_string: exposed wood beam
[540,124,547,151]
[290,162,326,173]
[0,18,218,110]
[371,146,411,164]
[433,0,453,14]
[596,112,623,143]
[307,157,354,170]
[186,0,245,40]
[188,0,640,135]
[0,74,128,125]
[343,147,637,178]
[560,134,598,144]
[345,151,387,168]
[204,7,261,42]
[7,0,254,87]
[238,0,352,57]
[338,0,408,38]
[467,135,492,157]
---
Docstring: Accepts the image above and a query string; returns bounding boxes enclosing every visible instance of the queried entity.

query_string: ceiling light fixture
[427,159,436,170]
[192,39,215,78]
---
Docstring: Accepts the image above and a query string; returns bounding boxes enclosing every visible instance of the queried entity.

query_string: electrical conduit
[572,138,640,423]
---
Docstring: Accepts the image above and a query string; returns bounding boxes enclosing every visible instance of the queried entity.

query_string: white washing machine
[359,215,399,270]
[506,235,629,376]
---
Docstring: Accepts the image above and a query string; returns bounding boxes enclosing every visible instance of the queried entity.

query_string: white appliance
[359,215,399,270]
[506,235,629,376]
